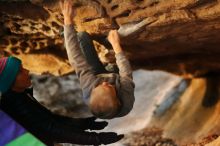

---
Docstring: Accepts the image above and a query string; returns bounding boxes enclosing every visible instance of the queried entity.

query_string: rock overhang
[0,0,220,77]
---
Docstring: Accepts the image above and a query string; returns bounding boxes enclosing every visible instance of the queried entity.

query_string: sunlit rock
[0,0,220,76]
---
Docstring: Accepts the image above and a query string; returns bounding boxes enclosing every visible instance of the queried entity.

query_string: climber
[0,56,123,146]
[60,0,135,119]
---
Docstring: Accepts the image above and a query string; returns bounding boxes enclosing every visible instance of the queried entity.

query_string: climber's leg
[77,32,107,74]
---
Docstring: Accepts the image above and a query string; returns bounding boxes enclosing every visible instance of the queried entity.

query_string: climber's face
[12,65,31,92]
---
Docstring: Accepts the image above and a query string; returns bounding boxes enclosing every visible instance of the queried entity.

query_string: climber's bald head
[89,82,121,119]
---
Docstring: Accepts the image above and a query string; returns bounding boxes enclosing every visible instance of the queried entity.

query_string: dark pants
[77,32,108,75]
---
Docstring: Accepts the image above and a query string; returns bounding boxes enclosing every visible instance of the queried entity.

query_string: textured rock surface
[0,0,220,76]
[149,77,220,145]
[32,74,91,117]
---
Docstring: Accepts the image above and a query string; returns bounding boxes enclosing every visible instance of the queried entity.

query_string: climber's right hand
[60,0,76,25]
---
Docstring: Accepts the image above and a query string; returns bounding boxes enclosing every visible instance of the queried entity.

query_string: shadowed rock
[0,0,220,76]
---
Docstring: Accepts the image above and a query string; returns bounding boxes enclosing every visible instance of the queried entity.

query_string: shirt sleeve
[64,25,96,89]
[116,77,135,117]
[115,52,133,79]
[115,52,135,117]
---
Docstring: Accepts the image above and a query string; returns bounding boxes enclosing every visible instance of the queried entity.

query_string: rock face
[0,0,220,76]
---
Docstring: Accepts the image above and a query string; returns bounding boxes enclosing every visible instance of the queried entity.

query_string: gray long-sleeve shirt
[64,25,135,117]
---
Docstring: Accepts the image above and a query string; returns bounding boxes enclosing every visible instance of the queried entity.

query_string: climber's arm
[61,0,96,87]
[107,30,133,79]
